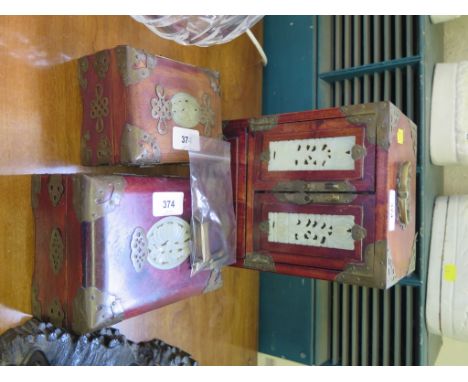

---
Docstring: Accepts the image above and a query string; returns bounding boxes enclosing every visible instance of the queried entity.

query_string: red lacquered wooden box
[79,45,221,166]
[224,102,417,289]
[31,174,221,334]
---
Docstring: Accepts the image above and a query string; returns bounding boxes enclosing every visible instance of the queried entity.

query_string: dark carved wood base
[0,319,197,366]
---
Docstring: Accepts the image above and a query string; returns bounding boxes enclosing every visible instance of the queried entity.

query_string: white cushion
[426,196,448,336]
[427,195,468,341]
[430,63,458,165]
[442,196,468,341]
[430,62,468,165]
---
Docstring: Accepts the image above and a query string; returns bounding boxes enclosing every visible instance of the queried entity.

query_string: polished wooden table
[0,16,262,365]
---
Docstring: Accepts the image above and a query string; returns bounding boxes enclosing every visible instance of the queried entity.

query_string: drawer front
[252,119,375,192]
[249,193,375,271]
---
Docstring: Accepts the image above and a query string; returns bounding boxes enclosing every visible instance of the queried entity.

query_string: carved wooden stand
[0,319,197,366]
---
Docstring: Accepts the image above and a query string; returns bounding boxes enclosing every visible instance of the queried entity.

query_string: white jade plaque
[147,216,191,270]
[170,92,201,128]
[268,136,356,172]
[267,212,356,251]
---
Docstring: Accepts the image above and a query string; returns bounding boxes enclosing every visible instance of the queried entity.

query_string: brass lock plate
[397,161,411,228]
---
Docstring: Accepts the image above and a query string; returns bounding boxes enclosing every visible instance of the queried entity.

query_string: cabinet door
[252,118,375,192]
[223,123,248,262]
[248,193,375,271]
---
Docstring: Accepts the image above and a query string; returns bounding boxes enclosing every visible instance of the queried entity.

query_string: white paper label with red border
[388,189,396,231]
[152,192,184,217]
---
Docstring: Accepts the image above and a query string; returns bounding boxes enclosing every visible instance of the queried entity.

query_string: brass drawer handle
[274,192,356,205]
[351,224,367,241]
[273,180,356,192]
[351,144,367,160]
[397,161,411,228]
[192,218,225,268]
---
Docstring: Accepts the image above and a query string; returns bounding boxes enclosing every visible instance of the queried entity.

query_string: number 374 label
[172,126,200,151]
[152,192,184,217]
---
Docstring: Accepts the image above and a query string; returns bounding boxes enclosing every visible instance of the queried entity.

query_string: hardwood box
[79,45,221,166]
[31,174,221,334]
[224,102,417,289]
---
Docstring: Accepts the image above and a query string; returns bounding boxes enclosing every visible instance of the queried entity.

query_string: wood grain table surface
[0,15,262,366]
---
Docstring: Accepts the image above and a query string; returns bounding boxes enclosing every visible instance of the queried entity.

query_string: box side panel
[65,176,84,330]
[31,175,68,328]
[79,49,114,165]
[385,108,417,287]
[109,46,127,165]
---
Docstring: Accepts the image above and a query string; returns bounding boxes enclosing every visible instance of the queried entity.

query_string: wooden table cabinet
[225,102,417,289]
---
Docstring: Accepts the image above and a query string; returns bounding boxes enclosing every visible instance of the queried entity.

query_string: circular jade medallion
[170,92,200,128]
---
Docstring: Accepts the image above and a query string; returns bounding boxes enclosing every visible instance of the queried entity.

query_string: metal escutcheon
[351,224,367,241]
[397,161,411,228]
[274,192,356,205]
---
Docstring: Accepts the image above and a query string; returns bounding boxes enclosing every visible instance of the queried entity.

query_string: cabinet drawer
[252,119,375,192]
[250,193,374,271]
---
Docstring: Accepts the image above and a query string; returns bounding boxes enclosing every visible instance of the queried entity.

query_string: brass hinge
[397,161,412,228]
[258,221,269,234]
[248,115,279,132]
[274,192,357,205]
[244,252,276,272]
[273,180,356,193]
[260,150,270,162]
[351,144,367,160]
[351,224,367,241]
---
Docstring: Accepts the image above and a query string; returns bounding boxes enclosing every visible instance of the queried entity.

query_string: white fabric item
[441,196,468,341]
[427,195,468,342]
[430,63,458,165]
[426,196,448,336]
[268,136,356,172]
[455,62,468,163]
[430,15,460,24]
[440,195,458,339]
[268,212,355,251]
[430,62,468,165]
